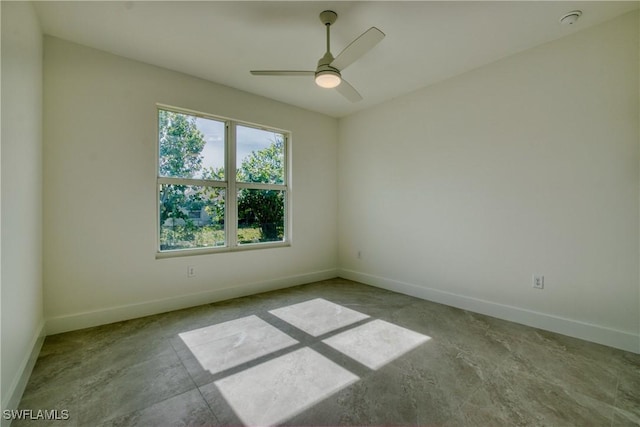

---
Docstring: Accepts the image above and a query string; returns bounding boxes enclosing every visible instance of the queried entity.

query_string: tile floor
[13,278,640,426]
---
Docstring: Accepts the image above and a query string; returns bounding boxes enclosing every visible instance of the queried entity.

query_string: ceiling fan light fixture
[315,70,341,88]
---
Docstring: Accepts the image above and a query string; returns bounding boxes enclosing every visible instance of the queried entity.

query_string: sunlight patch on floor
[269,298,369,336]
[181,299,431,426]
[215,347,359,426]
[179,315,298,375]
[323,319,431,370]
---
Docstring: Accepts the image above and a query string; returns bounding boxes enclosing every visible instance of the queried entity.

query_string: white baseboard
[339,269,640,354]
[46,269,338,335]
[1,321,46,427]
[43,267,640,353]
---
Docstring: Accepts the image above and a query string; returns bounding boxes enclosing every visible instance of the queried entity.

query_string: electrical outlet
[532,275,544,289]
[187,265,196,278]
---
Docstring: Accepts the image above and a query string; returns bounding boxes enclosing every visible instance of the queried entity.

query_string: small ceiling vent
[560,10,582,25]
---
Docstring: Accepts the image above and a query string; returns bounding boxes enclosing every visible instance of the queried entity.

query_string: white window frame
[156,104,291,258]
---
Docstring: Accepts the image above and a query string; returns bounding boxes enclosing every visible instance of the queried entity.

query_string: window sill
[155,241,291,259]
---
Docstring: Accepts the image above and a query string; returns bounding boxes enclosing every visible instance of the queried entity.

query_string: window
[157,106,289,255]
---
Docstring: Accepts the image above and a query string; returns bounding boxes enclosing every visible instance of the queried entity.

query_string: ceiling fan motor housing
[317,52,336,68]
[316,63,340,75]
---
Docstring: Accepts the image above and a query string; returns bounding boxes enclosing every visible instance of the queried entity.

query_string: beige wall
[43,37,338,332]
[1,1,45,413]
[338,11,639,352]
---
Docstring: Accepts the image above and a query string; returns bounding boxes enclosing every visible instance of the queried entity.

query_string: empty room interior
[2,1,640,425]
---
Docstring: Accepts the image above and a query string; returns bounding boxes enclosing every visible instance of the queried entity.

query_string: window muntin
[157,106,289,255]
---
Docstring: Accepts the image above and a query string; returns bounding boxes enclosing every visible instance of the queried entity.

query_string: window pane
[159,184,225,251]
[236,125,284,184]
[237,189,285,244]
[158,109,225,180]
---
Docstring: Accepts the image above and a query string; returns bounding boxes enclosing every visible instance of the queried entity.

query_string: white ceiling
[34,1,639,118]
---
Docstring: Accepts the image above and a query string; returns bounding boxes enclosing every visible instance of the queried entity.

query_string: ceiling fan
[250,10,385,103]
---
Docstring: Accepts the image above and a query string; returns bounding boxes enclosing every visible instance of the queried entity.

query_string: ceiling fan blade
[335,79,363,103]
[250,70,315,76]
[331,27,385,71]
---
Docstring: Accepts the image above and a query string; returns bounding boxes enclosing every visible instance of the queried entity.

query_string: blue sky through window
[195,118,283,172]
